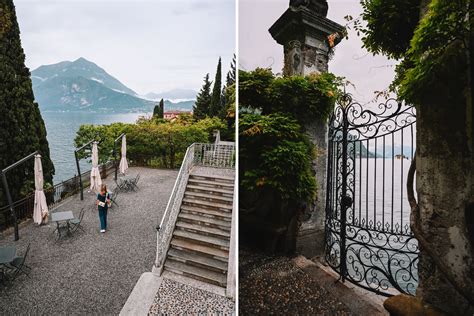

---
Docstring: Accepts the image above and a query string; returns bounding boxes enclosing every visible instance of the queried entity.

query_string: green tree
[152,98,164,119]
[209,57,222,117]
[226,54,236,87]
[0,0,54,204]
[193,73,212,120]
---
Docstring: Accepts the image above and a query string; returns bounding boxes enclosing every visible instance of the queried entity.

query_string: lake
[41,111,150,184]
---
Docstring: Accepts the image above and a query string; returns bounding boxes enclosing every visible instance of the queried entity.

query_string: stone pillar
[269,0,343,257]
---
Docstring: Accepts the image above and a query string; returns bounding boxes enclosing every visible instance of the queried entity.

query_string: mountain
[32,57,136,95]
[145,88,197,101]
[31,57,153,112]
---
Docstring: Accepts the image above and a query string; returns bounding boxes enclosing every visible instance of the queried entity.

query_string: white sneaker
[100,229,105,233]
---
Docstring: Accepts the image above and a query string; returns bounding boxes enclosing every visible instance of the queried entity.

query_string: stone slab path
[0,167,177,315]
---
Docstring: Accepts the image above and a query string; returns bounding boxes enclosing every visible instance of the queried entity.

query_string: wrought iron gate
[325,92,419,296]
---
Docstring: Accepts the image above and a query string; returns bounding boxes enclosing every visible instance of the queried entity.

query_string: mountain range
[31,57,195,112]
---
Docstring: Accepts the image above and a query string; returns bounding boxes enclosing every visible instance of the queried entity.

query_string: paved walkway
[0,167,177,315]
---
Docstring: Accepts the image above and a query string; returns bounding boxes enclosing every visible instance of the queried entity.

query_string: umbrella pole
[74,150,84,201]
[1,173,18,241]
[1,150,39,241]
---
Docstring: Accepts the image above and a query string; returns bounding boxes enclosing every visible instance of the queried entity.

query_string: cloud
[15,0,235,94]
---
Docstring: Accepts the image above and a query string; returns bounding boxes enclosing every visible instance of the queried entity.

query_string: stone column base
[295,221,325,258]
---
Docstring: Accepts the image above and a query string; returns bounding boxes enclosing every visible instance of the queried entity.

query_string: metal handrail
[157,143,194,231]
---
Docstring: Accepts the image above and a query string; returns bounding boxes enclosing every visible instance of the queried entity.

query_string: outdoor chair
[70,208,85,233]
[7,243,31,280]
[131,174,140,190]
[109,190,119,208]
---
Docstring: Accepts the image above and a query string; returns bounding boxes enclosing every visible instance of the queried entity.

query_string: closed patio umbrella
[90,141,102,192]
[119,135,128,174]
[33,154,48,225]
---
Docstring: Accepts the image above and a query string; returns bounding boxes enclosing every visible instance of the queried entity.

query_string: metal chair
[7,243,31,280]
[70,208,85,233]
[131,174,140,190]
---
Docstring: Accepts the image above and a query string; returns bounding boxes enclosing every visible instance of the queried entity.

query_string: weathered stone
[270,0,343,257]
[383,294,444,316]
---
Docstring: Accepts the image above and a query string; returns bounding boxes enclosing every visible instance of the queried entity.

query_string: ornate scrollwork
[329,93,416,141]
[325,92,419,297]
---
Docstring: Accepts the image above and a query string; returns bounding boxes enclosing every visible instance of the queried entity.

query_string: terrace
[0,141,236,314]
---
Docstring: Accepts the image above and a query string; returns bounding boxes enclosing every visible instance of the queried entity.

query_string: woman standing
[96,184,111,233]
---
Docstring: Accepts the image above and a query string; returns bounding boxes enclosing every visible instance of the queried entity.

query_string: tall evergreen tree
[209,57,222,117]
[226,54,236,87]
[153,104,160,117]
[220,54,237,119]
[0,0,55,203]
[193,73,212,120]
[152,98,164,119]
[158,98,164,119]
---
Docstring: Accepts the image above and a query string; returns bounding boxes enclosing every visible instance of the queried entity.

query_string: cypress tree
[158,98,164,119]
[220,54,236,119]
[209,57,222,117]
[226,54,236,87]
[153,104,160,117]
[193,73,212,120]
[0,0,55,203]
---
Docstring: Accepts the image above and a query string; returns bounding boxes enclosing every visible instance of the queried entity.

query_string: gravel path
[148,278,235,315]
[239,248,353,315]
[0,167,177,315]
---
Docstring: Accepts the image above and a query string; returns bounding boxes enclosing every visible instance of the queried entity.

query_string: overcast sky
[239,0,398,105]
[15,0,236,95]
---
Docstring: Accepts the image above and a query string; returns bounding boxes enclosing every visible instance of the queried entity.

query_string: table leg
[56,222,62,240]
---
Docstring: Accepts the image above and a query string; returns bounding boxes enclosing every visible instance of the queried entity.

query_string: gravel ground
[239,248,353,315]
[148,278,235,315]
[0,167,177,315]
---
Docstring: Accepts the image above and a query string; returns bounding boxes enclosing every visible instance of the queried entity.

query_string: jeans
[98,208,108,230]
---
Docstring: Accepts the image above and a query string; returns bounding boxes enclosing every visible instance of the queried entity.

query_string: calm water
[329,157,419,294]
[42,111,150,184]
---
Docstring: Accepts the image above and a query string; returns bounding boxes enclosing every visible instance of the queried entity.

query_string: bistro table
[0,246,16,282]
[119,175,136,192]
[51,211,75,240]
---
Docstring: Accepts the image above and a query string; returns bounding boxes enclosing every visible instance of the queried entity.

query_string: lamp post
[1,151,40,241]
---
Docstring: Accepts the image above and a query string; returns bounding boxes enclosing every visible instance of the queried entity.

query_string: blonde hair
[100,184,107,193]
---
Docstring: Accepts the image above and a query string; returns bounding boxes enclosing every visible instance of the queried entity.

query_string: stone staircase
[163,172,234,288]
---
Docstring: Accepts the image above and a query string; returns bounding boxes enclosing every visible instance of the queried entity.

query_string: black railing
[0,161,114,232]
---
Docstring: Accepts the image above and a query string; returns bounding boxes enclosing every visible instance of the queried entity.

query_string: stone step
[189,174,234,183]
[173,230,230,250]
[184,191,233,203]
[182,198,232,212]
[181,204,232,219]
[167,248,228,272]
[187,178,234,188]
[186,184,234,195]
[176,220,230,239]
[170,238,228,260]
[164,259,227,287]
[178,212,231,229]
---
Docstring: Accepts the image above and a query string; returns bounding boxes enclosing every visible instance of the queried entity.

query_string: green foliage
[239,68,342,123]
[396,0,470,104]
[193,73,212,120]
[359,0,470,105]
[0,0,55,203]
[240,113,316,203]
[209,57,222,117]
[74,117,226,169]
[359,0,422,60]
